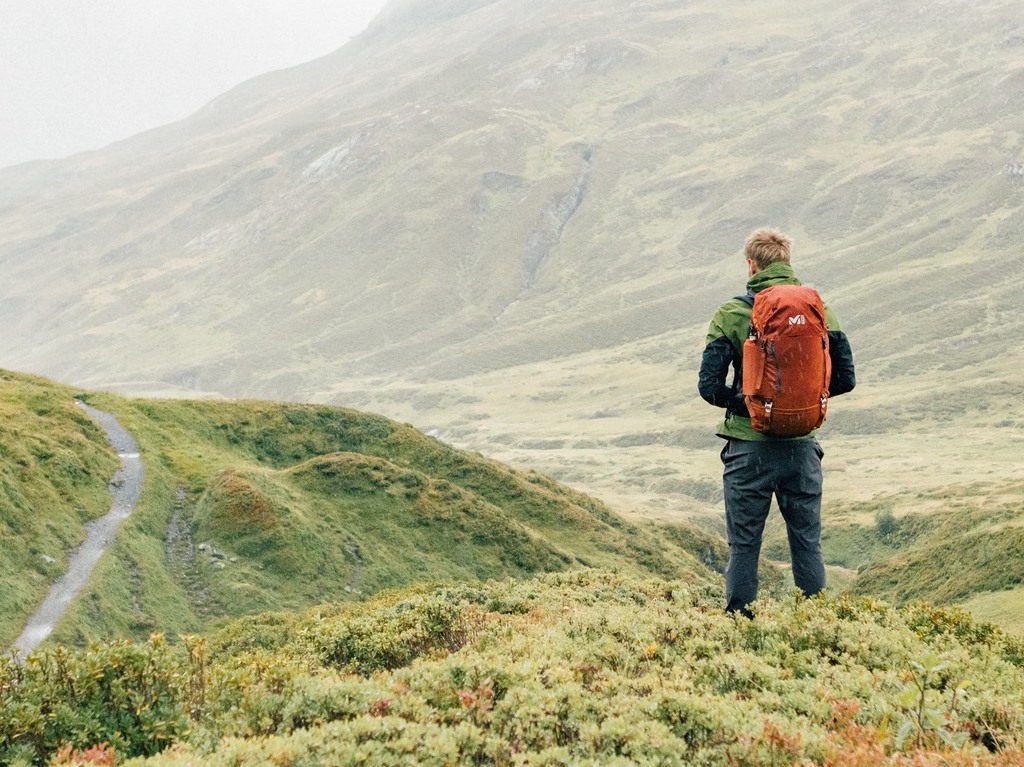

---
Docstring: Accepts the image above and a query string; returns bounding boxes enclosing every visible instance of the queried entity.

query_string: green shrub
[875,507,898,538]
[0,636,187,765]
[303,590,486,674]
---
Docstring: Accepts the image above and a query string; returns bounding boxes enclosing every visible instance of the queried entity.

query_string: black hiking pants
[721,437,826,615]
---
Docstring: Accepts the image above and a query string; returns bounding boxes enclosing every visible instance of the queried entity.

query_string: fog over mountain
[0,0,388,168]
[2,0,1023,521]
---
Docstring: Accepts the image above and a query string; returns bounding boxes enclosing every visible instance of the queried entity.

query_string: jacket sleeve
[828,330,856,396]
[698,337,748,416]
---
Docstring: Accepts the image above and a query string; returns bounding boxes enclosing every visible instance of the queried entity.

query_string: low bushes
[3,572,1024,766]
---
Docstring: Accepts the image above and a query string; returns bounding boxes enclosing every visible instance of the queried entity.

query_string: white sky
[0,0,390,169]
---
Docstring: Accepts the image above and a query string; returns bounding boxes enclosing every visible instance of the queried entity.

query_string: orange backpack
[740,285,831,437]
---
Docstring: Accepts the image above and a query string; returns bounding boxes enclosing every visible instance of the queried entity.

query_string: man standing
[698,228,856,617]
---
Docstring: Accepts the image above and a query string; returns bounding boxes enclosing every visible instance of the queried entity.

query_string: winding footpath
[11,402,144,657]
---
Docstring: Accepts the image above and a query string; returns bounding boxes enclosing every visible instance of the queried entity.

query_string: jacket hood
[746,262,802,293]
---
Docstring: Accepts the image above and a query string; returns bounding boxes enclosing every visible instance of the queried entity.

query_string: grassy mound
[846,481,1024,606]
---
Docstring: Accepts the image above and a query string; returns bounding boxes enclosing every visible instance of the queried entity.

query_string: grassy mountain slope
[0,370,723,648]
[0,0,1021,394]
[3,572,1024,766]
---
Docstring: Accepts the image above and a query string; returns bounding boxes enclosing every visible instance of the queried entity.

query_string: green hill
[842,481,1024,605]
[3,571,1023,766]
[0,370,724,648]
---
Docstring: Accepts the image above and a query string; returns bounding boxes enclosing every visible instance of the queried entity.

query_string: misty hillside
[2,0,1022,393]
[2,0,1023,611]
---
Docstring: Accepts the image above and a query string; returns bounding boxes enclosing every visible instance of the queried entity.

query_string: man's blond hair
[744,228,792,270]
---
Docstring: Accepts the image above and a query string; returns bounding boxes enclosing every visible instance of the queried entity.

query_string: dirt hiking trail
[11,402,143,657]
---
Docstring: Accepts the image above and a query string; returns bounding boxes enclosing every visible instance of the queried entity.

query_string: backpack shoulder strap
[727,293,755,398]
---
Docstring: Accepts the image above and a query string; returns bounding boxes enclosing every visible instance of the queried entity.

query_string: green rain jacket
[698,262,856,440]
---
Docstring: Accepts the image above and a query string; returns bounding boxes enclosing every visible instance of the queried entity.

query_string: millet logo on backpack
[788,314,807,325]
